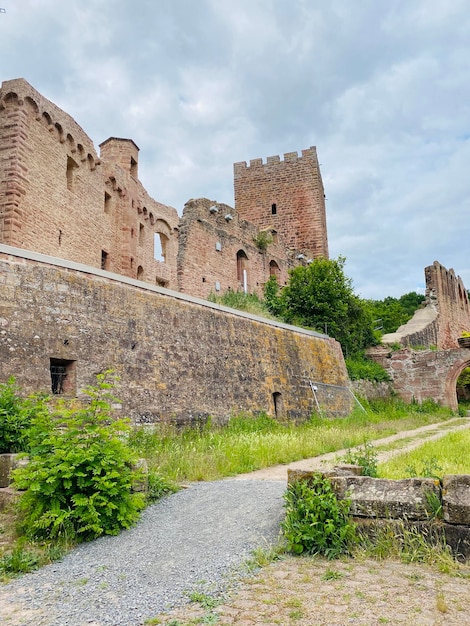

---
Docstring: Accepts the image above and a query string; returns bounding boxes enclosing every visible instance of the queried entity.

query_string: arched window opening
[66,156,78,191]
[154,232,169,262]
[237,250,249,293]
[269,260,281,280]
[137,265,144,280]
[139,223,144,246]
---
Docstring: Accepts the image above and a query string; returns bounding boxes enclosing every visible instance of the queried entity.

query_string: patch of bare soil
[158,556,470,626]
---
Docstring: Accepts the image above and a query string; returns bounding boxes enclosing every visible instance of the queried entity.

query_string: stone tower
[233,147,328,259]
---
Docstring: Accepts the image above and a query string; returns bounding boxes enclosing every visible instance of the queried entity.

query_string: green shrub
[0,378,47,453]
[13,371,145,542]
[345,357,391,382]
[341,441,378,477]
[147,471,178,502]
[282,474,357,559]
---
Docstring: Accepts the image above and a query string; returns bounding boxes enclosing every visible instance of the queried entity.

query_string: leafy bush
[13,371,145,542]
[341,441,378,477]
[0,378,47,453]
[147,471,178,502]
[345,356,391,382]
[282,474,357,558]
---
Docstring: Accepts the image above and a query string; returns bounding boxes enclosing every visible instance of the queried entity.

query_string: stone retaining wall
[288,467,470,559]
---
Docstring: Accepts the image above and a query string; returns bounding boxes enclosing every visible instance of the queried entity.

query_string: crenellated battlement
[234,146,318,173]
[234,146,327,258]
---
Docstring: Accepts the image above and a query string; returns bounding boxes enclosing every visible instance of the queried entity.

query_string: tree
[368,292,425,335]
[265,257,375,355]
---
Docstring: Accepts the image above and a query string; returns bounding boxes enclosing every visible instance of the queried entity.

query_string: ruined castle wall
[0,79,103,265]
[425,261,470,349]
[177,198,292,298]
[234,148,328,259]
[0,79,180,289]
[98,139,179,288]
[0,245,352,422]
[367,345,470,411]
[381,261,470,350]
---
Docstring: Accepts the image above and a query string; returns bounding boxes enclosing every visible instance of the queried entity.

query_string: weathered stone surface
[234,147,328,260]
[354,517,470,560]
[0,453,27,488]
[288,470,441,520]
[0,79,329,301]
[0,487,20,512]
[331,476,441,520]
[442,474,470,525]
[0,250,352,425]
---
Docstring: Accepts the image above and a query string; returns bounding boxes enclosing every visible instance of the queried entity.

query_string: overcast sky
[1,0,469,299]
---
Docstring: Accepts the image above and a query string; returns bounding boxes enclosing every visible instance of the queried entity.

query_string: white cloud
[1,0,470,298]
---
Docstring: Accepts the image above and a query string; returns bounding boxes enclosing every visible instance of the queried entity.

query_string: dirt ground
[153,417,470,626]
[158,556,470,626]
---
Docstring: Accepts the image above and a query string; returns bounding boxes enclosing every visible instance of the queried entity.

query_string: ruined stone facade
[381,261,470,350]
[0,246,352,422]
[370,261,470,410]
[0,78,328,298]
[177,198,295,298]
[0,79,179,289]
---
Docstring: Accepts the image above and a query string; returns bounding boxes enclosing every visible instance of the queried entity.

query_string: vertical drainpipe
[243,269,248,294]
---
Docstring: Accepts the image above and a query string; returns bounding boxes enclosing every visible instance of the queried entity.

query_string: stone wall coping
[0,244,328,340]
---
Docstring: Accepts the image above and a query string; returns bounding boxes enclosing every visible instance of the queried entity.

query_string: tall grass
[379,429,470,478]
[128,400,455,483]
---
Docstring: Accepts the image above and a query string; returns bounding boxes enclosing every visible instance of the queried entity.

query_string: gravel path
[1,416,469,626]
[0,481,285,626]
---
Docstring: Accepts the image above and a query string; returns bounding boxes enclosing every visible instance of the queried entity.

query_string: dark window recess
[273,391,283,418]
[101,250,109,270]
[50,359,75,395]
[271,203,277,215]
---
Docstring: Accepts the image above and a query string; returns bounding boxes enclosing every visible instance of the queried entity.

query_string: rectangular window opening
[50,358,76,395]
[104,191,112,213]
[101,250,109,270]
[271,203,277,215]
[130,156,138,178]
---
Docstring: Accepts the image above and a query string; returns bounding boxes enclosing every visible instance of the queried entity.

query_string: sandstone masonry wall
[0,79,180,289]
[368,345,470,410]
[234,148,328,260]
[177,198,294,298]
[425,261,470,349]
[382,261,470,350]
[0,245,352,423]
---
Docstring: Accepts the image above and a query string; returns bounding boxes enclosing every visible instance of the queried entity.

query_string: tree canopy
[367,292,425,334]
[265,256,375,356]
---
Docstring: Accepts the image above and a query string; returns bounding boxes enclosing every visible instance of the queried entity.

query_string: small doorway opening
[273,391,284,419]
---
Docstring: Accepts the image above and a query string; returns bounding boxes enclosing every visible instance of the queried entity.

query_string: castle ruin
[0,78,328,299]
